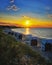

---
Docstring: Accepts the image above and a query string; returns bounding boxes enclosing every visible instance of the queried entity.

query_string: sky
[0,0,52,28]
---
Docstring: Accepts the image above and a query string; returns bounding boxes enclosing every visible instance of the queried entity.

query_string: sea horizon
[11,28,52,39]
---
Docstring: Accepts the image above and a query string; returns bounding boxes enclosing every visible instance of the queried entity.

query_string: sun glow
[0,15,52,28]
[25,20,30,25]
[24,20,31,27]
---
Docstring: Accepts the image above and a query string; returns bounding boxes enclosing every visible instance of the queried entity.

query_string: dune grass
[0,29,52,65]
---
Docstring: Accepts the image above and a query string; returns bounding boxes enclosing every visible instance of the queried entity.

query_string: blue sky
[0,0,52,22]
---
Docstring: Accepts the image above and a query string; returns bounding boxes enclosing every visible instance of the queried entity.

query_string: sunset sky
[0,0,52,28]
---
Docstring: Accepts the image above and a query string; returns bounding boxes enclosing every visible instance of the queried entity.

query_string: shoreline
[3,28,52,61]
[4,28,52,42]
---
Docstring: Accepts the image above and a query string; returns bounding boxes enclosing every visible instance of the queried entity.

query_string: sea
[11,28,52,39]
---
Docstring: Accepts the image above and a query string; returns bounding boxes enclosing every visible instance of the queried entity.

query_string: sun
[25,20,30,25]
[25,20,31,27]
[22,19,32,27]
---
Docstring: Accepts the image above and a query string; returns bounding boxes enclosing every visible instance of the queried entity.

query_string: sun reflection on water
[25,28,30,35]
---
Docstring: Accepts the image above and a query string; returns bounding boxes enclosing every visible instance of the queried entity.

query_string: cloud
[21,15,35,21]
[10,0,14,3]
[7,5,20,11]
[22,15,29,18]
[0,22,15,26]
[6,0,20,11]
[22,15,32,19]
[7,6,11,10]
[45,6,52,18]
[48,14,52,18]
[46,6,51,11]
[0,22,7,24]
[0,17,2,18]
[11,5,20,11]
